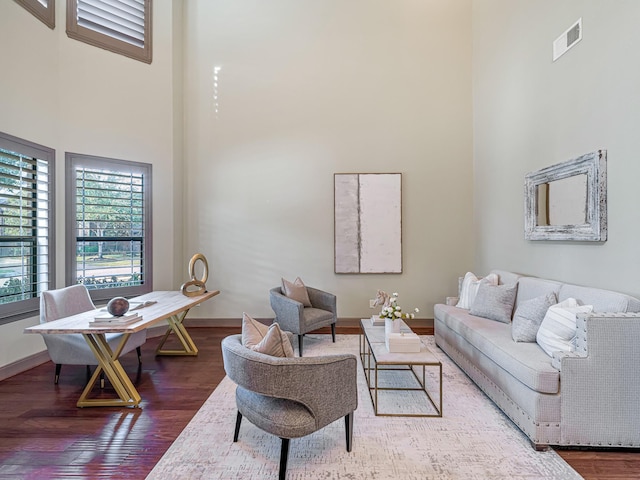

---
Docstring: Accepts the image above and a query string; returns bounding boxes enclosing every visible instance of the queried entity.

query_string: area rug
[146,334,583,480]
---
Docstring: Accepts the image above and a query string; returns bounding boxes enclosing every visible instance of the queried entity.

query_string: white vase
[385,318,401,336]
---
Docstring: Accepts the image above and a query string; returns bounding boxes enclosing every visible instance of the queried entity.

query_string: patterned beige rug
[147,334,583,479]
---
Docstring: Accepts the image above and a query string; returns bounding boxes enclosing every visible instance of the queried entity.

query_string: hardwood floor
[0,326,637,479]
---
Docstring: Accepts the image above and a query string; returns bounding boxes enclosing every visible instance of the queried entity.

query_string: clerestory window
[0,131,55,325]
[66,0,152,63]
[65,153,152,301]
[14,0,56,29]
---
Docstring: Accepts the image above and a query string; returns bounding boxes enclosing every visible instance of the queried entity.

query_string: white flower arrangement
[377,291,419,321]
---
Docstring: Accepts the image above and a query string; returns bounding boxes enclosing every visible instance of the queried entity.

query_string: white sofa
[434,269,640,449]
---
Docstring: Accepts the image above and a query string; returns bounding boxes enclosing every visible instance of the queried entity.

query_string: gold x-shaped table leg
[155,309,199,356]
[77,333,142,408]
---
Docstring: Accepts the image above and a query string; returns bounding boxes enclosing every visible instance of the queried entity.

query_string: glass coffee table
[359,319,442,417]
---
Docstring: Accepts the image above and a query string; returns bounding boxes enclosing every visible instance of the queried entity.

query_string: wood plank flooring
[0,326,637,479]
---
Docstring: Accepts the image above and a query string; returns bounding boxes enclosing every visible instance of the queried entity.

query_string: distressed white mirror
[524,150,607,241]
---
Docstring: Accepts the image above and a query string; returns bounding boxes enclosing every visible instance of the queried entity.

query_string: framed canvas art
[334,173,402,274]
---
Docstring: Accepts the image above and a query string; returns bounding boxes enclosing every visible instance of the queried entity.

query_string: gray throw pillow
[470,283,518,324]
[511,293,557,342]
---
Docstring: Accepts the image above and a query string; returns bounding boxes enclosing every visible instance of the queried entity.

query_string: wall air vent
[553,18,582,62]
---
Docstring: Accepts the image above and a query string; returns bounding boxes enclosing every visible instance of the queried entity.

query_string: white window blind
[67,0,152,63]
[0,148,52,314]
[66,153,152,301]
[77,0,145,48]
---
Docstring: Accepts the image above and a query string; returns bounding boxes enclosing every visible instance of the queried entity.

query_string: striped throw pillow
[456,272,499,309]
[536,298,593,357]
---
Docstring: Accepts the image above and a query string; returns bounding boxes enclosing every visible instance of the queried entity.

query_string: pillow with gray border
[470,283,518,324]
[511,292,557,342]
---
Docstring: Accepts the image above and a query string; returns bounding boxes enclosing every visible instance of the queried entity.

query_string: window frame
[65,152,152,302]
[14,0,56,30]
[66,0,152,64]
[0,131,55,325]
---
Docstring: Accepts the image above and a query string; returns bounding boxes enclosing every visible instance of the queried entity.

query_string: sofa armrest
[445,296,459,306]
[551,351,581,371]
[561,312,640,446]
[269,288,304,333]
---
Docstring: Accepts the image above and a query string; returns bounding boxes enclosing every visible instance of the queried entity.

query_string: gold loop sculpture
[181,253,209,297]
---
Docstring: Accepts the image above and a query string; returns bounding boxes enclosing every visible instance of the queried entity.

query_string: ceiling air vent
[553,18,582,62]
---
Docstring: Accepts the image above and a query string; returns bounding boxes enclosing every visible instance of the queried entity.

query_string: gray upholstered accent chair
[269,286,337,356]
[39,284,147,384]
[221,334,357,480]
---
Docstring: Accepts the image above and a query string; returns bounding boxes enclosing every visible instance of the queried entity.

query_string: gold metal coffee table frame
[359,319,442,417]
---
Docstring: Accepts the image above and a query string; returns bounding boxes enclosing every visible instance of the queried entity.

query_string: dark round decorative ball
[107,297,130,317]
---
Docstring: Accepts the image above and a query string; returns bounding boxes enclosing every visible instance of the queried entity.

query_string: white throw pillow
[456,272,499,309]
[536,298,593,357]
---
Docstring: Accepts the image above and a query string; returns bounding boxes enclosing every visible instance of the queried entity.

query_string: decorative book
[90,311,141,326]
[370,315,385,326]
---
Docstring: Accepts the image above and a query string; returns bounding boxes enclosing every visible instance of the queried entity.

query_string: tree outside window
[66,153,152,301]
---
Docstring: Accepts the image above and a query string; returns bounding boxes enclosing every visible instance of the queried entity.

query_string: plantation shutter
[0,149,51,308]
[67,0,152,63]
[14,0,56,29]
[73,166,146,290]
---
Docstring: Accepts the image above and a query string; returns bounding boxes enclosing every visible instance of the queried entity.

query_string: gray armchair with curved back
[269,284,337,356]
[221,334,357,480]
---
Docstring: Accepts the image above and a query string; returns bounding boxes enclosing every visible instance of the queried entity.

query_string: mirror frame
[524,150,607,241]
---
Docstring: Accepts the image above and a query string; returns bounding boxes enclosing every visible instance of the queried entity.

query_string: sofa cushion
[470,283,518,324]
[456,272,499,309]
[434,304,560,394]
[558,284,640,312]
[511,292,557,342]
[514,277,562,310]
[536,298,593,357]
[490,269,522,286]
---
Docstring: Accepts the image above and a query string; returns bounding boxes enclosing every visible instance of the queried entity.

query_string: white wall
[0,0,474,370]
[0,0,181,368]
[183,0,474,320]
[472,0,640,296]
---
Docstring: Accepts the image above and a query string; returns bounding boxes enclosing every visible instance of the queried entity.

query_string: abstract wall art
[334,173,402,274]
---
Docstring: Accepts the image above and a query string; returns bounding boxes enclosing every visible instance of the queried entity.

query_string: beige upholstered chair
[221,334,357,480]
[39,285,147,384]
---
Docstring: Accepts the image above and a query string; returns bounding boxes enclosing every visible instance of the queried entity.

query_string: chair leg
[345,412,354,452]
[331,323,336,343]
[100,371,105,389]
[298,335,304,357]
[233,411,242,442]
[136,346,142,364]
[279,438,290,480]
[54,364,62,385]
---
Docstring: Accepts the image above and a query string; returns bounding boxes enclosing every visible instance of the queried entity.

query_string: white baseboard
[0,317,433,381]
[0,351,50,382]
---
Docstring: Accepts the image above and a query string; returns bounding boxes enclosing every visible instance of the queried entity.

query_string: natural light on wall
[213,66,222,118]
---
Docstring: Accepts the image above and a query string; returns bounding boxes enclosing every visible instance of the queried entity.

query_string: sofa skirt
[435,318,561,447]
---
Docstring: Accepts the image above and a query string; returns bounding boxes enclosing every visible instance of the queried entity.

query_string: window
[66,0,152,63]
[66,153,152,302]
[0,132,55,325]
[14,0,56,29]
